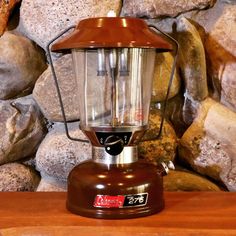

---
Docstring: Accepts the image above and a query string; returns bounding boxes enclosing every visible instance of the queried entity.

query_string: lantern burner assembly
[47,16,178,219]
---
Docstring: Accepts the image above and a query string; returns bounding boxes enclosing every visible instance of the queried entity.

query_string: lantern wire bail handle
[46,25,89,143]
[145,25,179,140]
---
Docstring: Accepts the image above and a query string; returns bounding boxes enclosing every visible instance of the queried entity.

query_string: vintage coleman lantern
[47,15,178,219]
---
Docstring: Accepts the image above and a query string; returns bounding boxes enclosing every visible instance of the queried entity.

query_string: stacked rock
[0,32,47,191]
[35,122,91,191]
[0,0,235,192]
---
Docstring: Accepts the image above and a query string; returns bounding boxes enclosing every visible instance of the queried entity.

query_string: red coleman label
[93,193,148,208]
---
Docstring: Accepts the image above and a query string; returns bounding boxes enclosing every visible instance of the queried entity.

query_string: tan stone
[122,0,215,18]
[151,52,181,103]
[182,1,228,34]
[36,175,66,192]
[0,163,40,191]
[36,122,91,180]
[177,17,208,102]
[152,94,187,137]
[164,170,221,191]
[220,0,236,2]
[18,0,122,51]
[0,96,47,165]
[33,55,79,122]
[0,32,47,99]
[205,5,236,111]
[179,98,236,191]
[138,109,177,165]
[33,53,111,122]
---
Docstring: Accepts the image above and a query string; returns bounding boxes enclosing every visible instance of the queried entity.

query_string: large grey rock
[33,55,79,122]
[122,0,215,18]
[0,96,47,165]
[151,52,181,103]
[0,163,40,191]
[36,122,91,181]
[182,1,228,34]
[19,156,37,169]
[180,2,236,111]
[0,32,47,99]
[36,174,66,192]
[205,5,236,111]
[33,53,112,122]
[220,0,236,3]
[19,0,122,51]
[147,17,176,35]
[179,98,236,191]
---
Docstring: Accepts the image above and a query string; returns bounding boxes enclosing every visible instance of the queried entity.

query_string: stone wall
[0,0,235,191]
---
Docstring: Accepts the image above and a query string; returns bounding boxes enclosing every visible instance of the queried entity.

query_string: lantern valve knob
[104,135,124,156]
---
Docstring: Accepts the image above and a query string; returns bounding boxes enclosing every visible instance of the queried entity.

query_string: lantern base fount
[66,159,165,219]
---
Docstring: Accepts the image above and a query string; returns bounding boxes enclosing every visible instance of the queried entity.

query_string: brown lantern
[47,16,178,219]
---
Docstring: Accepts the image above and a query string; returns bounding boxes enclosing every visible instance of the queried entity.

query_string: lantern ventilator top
[51,17,173,51]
